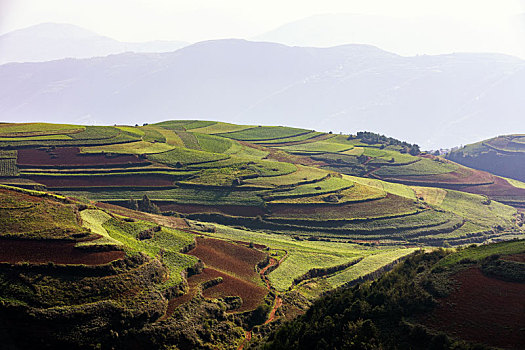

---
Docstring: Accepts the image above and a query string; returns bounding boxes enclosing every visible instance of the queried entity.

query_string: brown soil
[156,202,266,217]
[502,253,525,263]
[188,237,267,281]
[380,166,494,186]
[200,268,268,312]
[17,147,146,167]
[423,267,525,349]
[460,176,525,197]
[0,238,124,265]
[163,267,267,317]
[27,174,175,188]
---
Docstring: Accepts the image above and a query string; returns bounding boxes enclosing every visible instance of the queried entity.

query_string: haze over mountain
[1,39,524,149]
[254,13,525,59]
[0,23,188,64]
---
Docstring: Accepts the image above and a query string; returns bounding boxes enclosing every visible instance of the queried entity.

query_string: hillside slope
[258,239,525,350]
[447,134,525,183]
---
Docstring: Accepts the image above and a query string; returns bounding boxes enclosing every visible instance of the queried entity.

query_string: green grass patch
[81,141,175,155]
[155,120,217,131]
[245,165,328,187]
[0,123,84,136]
[147,147,229,166]
[218,126,312,141]
[342,175,417,200]
[255,131,325,144]
[439,189,516,229]
[115,126,145,137]
[436,239,525,267]
[268,176,353,200]
[103,218,197,286]
[61,187,265,206]
[278,141,353,153]
[374,158,458,177]
[191,121,253,134]
[194,132,233,153]
[323,248,418,289]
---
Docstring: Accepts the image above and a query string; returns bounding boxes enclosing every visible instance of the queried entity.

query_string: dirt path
[238,251,288,350]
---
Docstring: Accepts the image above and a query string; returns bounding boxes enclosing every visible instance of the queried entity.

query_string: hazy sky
[1,0,524,56]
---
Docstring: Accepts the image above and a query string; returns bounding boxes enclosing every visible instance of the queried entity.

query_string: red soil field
[163,267,268,317]
[502,253,525,263]
[459,176,525,198]
[157,202,266,217]
[423,267,525,349]
[200,268,268,312]
[0,239,124,265]
[162,238,269,318]
[188,237,267,281]
[27,174,175,188]
[17,147,146,167]
[380,166,494,186]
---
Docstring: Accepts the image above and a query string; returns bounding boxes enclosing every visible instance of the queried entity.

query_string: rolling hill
[447,134,525,184]
[260,239,525,350]
[1,40,524,149]
[0,120,523,349]
[0,23,188,64]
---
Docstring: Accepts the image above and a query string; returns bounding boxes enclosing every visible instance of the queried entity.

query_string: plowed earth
[0,238,124,265]
[423,267,525,350]
[17,147,146,167]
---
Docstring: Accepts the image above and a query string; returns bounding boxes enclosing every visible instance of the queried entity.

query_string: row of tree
[351,131,421,155]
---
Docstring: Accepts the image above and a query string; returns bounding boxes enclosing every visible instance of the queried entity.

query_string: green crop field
[374,158,458,177]
[435,239,525,267]
[439,189,516,229]
[0,122,84,136]
[0,158,19,177]
[254,131,325,145]
[278,141,353,153]
[245,165,328,187]
[190,121,253,134]
[194,132,233,153]
[155,120,217,131]
[217,126,312,141]
[147,147,229,166]
[61,187,266,206]
[267,176,353,200]
[81,141,175,154]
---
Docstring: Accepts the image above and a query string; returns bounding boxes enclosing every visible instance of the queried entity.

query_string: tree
[127,197,138,211]
[138,194,160,214]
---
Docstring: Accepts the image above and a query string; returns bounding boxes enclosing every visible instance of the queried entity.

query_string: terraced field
[1,121,521,249]
[0,121,524,349]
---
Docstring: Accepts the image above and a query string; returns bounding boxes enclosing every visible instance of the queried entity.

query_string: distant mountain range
[253,13,525,59]
[0,37,524,149]
[0,23,188,64]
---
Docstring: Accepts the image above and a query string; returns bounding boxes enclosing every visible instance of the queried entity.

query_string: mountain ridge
[0,22,188,64]
[0,38,524,149]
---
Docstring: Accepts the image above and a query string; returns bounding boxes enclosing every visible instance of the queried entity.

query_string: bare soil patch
[17,147,146,167]
[423,267,525,349]
[27,174,175,188]
[0,238,124,265]
[188,237,267,281]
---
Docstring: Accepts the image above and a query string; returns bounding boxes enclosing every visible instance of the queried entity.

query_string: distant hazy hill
[253,13,525,59]
[448,135,525,183]
[0,39,524,149]
[0,23,188,64]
